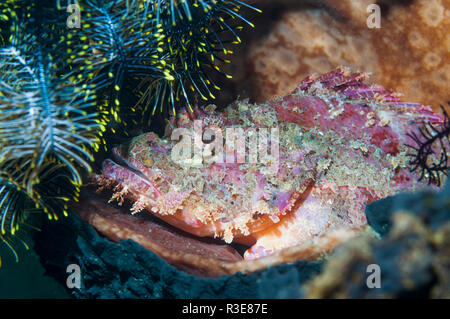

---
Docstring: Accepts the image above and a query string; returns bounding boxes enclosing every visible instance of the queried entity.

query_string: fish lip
[71,190,246,277]
[104,151,318,244]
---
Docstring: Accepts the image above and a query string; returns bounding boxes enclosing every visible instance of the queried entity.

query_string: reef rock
[305,182,450,298]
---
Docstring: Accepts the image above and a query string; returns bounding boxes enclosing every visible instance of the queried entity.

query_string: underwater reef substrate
[32,181,450,298]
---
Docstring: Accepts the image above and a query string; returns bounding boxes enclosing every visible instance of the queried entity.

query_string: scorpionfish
[94,68,443,260]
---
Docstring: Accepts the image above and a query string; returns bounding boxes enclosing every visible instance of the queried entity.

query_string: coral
[220,0,450,111]
[305,181,450,298]
[1,0,447,298]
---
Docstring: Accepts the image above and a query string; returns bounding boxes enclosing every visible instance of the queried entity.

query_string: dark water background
[0,243,70,298]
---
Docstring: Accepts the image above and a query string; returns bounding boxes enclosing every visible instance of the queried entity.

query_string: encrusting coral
[33,207,323,298]
[222,0,449,111]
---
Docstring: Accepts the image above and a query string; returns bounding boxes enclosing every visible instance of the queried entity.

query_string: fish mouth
[67,145,367,277]
[70,140,366,277]
[71,180,363,278]
[72,189,247,278]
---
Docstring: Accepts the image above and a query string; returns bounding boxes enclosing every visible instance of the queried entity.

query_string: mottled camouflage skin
[95,68,443,259]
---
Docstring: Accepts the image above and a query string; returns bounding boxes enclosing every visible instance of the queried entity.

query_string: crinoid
[0,159,79,265]
[68,0,170,128]
[0,0,19,46]
[133,0,261,120]
[406,103,450,187]
[0,1,103,265]
[68,0,260,130]
[0,0,259,265]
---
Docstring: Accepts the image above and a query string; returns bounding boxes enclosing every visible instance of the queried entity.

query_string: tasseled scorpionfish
[94,68,444,260]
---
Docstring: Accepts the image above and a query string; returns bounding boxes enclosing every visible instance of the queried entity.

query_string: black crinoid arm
[67,0,169,132]
[0,0,259,264]
[406,103,450,187]
[67,0,259,133]
[0,1,103,264]
[0,1,18,46]
[130,0,261,123]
